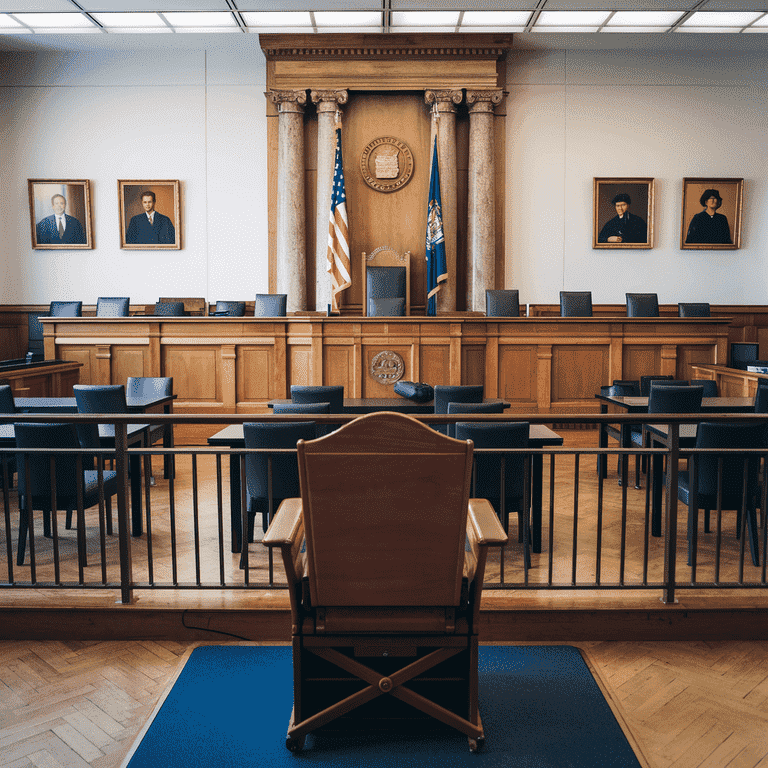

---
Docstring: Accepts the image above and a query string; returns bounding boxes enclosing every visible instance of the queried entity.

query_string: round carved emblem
[360,137,414,193]
[370,351,405,385]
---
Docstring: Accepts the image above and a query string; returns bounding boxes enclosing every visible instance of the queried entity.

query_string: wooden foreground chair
[263,411,508,752]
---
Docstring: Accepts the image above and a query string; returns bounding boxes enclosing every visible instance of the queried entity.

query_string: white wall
[1,42,766,307]
[0,43,269,305]
[506,49,768,305]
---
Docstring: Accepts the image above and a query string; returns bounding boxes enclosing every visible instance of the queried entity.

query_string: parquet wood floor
[1,638,767,768]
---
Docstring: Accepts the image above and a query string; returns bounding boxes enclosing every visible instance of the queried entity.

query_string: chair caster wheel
[469,736,485,752]
[286,735,305,752]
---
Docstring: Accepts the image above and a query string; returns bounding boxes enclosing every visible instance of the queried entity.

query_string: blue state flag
[425,135,447,316]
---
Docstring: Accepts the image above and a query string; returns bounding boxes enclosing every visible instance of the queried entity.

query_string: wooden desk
[691,363,768,398]
[0,359,80,397]
[267,397,509,414]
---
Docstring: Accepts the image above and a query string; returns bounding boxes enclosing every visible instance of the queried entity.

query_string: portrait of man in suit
[120,180,181,249]
[593,178,654,250]
[29,180,93,249]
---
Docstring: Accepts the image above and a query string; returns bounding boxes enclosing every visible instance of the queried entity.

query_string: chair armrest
[263,498,303,547]
[467,498,508,547]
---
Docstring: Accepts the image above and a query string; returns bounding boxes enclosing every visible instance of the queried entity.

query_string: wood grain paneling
[111,346,147,384]
[60,347,95,385]
[461,344,485,386]
[289,346,312,387]
[498,346,537,405]
[552,345,609,402]
[623,345,662,382]
[239,347,274,401]
[164,347,218,401]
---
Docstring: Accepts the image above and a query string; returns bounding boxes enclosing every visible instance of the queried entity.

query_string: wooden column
[269,89,308,312]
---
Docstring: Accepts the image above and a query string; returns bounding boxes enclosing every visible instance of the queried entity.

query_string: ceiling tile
[239,0,382,7]
[392,0,535,8]
[0,0,74,10]
[542,0,695,8]
[79,0,231,10]
[703,0,768,8]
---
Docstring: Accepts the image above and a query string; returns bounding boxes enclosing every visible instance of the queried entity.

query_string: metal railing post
[114,422,134,604]
[661,423,680,604]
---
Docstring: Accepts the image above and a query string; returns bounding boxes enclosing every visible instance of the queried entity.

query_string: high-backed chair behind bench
[49,301,82,317]
[211,301,246,317]
[263,411,508,752]
[678,302,711,318]
[158,297,206,316]
[253,294,287,317]
[559,291,592,317]
[626,292,659,317]
[153,301,185,317]
[362,246,411,316]
[96,297,130,317]
[485,289,520,317]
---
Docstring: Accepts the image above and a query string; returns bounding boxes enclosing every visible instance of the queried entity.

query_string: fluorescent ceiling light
[602,26,672,32]
[109,27,172,33]
[162,12,236,27]
[741,26,768,32]
[681,11,762,26]
[0,14,23,27]
[460,26,526,33]
[606,11,684,26]
[675,26,743,32]
[391,11,460,27]
[536,11,611,26]
[314,11,380,27]
[176,26,240,33]
[91,12,165,28]
[533,25,601,32]
[391,26,457,33]
[461,11,531,26]
[744,13,768,26]
[241,11,312,27]
[13,12,96,28]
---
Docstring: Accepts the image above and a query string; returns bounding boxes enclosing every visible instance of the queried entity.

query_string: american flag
[326,125,351,313]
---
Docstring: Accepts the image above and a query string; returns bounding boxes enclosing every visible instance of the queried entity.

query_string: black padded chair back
[15,423,83,500]
[273,402,330,415]
[446,400,505,439]
[678,302,710,318]
[731,343,759,370]
[649,379,689,390]
[254,294,287,317]
[49,301,82,317]
[559,291,592,317]
[213,301,246,317]
[754,382,768,413]
[366,267,406,316]
[0,385,15,414]
[28,313,46,359]
[74,385,127,414]
[626,293,659,318]
[648,385,703,414]
[126,377,173,400]
[96,297,130,317]
[433,385,484,436]
[640,375,674,396]
[612,380,640,394]
[607,384,637,397]
[690,379,718,398]
[290,385,343,413]
[154,301,185,317]
[485,290,520,317]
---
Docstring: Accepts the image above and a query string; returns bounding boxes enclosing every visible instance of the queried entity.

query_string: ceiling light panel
[78,0,230,8]
[602,26,676,31]
[90,12,165,27]
[0,13,23,26]
[748,13,768,24]
[606,11,685,25]
[161,11,237,27]
[239,0,380,8]
[0,0,72,9]
[391,11,460,26]
[241,11,312,27]
[314,11,381,27]
[675,26,745,31]
[681,11,762,25]
[461,11,531,25]
[533,25,602,32]
[13,11,96,27]
[536,10,612,25]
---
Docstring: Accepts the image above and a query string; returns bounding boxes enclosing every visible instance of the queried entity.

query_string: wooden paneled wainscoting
[2,412,768,642]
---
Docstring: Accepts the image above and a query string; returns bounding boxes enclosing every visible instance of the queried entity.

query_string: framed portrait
[680,177,742,250]
[28,179,93,250]
[119,180,181,250]
[593,177,654,250]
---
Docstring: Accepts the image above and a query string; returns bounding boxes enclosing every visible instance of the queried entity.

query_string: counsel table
[209,415,562,556]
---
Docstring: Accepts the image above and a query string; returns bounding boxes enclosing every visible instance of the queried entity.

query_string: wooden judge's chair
[263,411,508,752]
[361,246,411,316]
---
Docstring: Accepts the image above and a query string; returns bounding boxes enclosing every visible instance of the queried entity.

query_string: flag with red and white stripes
[326,124,351,313]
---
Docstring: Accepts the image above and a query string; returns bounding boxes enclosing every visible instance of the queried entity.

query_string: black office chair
[640,375,674,396]
[690,379,718,398]
[626,293,659,318]
[754,382,768,413]
[559,292,592,317]
[254,294,287,317]
[0,385,16,488]
[242,421,317,563]
[49,301,82,317]
[15,422,118,566]
[366,266,407,317]
[433,385,484,436]
[649,379,689,389]
[605,383,640,480]
[455,422,530,566]
[678,303,711,318]
[677,422,766,567]
[730,343,759,370]
[290,386,343,435]
[153,301,186,317]
[211,301,246,317]
[126,376,174,481]
[486,290,521,318]
[27,313,46,361]
[96,297,130,317]
[446,400,505,439]
[273,402,330,416]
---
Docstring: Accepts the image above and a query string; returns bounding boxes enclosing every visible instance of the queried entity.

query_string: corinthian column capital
[267,89,308,113]
[465,89,504,113]
[424,89,463,113]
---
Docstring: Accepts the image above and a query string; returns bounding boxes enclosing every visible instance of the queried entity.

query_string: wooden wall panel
[59,347,95,385]
[552,346,608,402]
[324,344,354,392]
[238,347,273,401]
[164,347,218,401]
[498,346,537,404]
[461,345,485,386]
[111,347,147,385]
[676,345,716,380]
[420,343,451,386]
[289,347,312,387]
[361,344,413,398]
[622,345,662,382]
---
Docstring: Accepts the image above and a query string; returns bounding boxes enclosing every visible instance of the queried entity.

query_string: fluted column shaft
[269,90,307,312]
[466,90,503,312]
[311,89,348,311]
[425,89,461,313]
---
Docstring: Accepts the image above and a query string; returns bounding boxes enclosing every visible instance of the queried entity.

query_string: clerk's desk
[41,315,730,426]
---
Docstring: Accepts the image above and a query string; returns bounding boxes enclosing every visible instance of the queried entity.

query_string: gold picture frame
[119,179,181,250]
[593,177,654,250]
[680,177,742,250]
[28,179,93,250]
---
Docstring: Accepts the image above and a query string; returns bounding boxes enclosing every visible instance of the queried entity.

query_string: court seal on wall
[370,351,405,384]
[360,137,414,193]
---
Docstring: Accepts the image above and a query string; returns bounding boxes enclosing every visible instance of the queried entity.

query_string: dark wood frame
[593,177,654,250]
[680,177,743,251]
[118,179,181,250]
[28,179,93,250]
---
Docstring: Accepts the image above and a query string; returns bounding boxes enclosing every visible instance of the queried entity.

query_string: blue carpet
[125,645,641,767]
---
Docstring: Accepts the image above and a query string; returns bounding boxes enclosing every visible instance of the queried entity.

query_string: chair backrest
[213,301,246,317]
[649,379,689,389]
[678,302,711,318]
[611,380,640,395]
[693,422,766,503]
[607,383,638,397]
[15,422,82,500]
[690,379,718,398]
[253,294,287,317]
[559,291,592,317]
[455,422,529,503]
[154,301,186,317]
[273,402,330,415]
[49,301,82,317]
[290,385,344,413]
[126,376,173,399]
[297,412,473,607]
[640,375,674,396]
[28,312,46,357]
[96,297,130,317]
[0,385,15,414]
[754,382,768,413]
[626,293,659,318]
[74,385,128,414]
[446,400,504,438]
[362,247,411,316]
[731,342,759,370]
[648,385,703,414]
[243,422,317,502]
[158,297,206,316]
[433,385,484,435]
[486,289,520,317]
